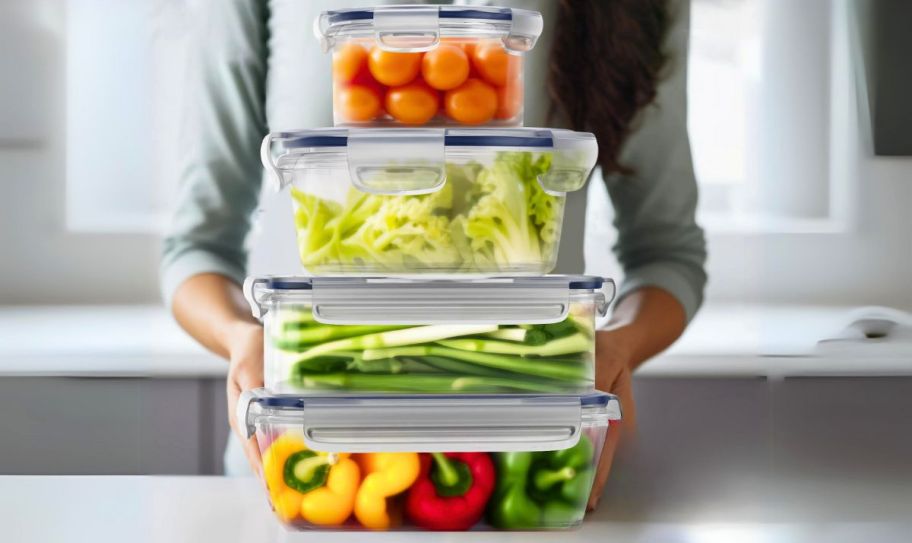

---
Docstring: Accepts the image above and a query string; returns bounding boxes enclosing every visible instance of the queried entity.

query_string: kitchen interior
[1,1,911,542]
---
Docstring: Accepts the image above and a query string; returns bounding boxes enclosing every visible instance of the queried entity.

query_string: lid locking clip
[373,6,440,52]
[346,128,447,195]
[243,277,269,320]
[503,9,544,53]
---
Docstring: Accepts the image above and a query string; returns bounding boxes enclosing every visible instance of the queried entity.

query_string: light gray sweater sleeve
[159,0,269,307]
[605,0,708,322]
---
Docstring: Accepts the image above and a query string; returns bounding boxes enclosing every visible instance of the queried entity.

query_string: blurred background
[0,0,910,523]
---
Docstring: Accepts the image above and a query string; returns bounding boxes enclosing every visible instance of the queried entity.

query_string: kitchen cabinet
[0,377,228,475]
[1,375,910,491]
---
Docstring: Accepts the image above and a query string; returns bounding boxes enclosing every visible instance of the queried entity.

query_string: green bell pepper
[487,434,596,529]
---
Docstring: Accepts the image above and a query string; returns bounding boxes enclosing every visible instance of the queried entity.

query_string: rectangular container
[261,127,598,275]
[316,5,543,127]
[244,275,615,396]
[238,390,620,531]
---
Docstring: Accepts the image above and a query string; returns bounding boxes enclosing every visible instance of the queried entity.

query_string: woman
[162,0,706,511]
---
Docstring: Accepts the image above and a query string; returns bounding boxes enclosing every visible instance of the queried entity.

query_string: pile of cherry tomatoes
[333,39,522,125]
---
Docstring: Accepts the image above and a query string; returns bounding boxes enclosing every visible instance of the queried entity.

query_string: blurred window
[688,0,844,232]
[65,0,186,232]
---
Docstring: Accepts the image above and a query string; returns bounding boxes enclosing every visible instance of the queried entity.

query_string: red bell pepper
[405,452,495,530]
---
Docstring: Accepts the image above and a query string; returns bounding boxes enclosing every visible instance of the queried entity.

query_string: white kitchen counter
[2,475,909,543]
[1,303,910,378]
[0,305,225,377]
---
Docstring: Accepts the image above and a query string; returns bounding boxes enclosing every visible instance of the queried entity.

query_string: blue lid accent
[257,392,611,408]
[282,133,554,150]
[568,277,603,290]
[281,135,348,149]
[325,9,373,23]
[326,7,512,25]
[581,392,611,407]
[262,276,603,291]
[266,278,313,290]
[444,135,552,148]
[438,8,512,21]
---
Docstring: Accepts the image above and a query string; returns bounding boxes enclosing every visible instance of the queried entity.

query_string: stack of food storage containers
[238,5,621,531]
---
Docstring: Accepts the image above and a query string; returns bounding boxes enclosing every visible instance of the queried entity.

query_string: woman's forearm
[603,286,687,370]
[171,273,259,360]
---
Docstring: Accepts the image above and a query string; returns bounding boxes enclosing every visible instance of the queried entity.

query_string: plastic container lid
[261,127,599,195]
[315,5,544,53]
[244,275,616,325]
[239,389,620,453]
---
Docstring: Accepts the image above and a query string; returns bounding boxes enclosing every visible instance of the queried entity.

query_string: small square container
[315,5,543,126]
[244,275,615,396]
[238,390,620,531]
[261,127,598,275]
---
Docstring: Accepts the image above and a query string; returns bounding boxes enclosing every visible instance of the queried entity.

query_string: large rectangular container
[238,390,620,531]
[244,275,614,396]
[261,127,598,275]
[315,5,543,127]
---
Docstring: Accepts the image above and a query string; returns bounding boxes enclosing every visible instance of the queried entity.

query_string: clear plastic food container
[261,127,598,275]
[244,275,615,396]
[315,5,543,126]
[238,390,620,531]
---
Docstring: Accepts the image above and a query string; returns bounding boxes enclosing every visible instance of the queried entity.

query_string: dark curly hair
[547,0,669,174]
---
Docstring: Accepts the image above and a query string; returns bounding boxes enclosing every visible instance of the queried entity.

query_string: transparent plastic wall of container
[315,5,543,127]
[239,391,621,531]
[260,128,599,275]
[245,275,615,396]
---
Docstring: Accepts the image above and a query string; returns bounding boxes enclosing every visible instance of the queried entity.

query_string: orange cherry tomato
[472,44,519,87]
[462,41,477,60]
[335,85,382,122]
[350,64,385,95]
[386,80,440,125]
[444,78,497,125]
[368,48,422,87]
[421,45,470,91]
[494,80,523,120]
[441,38,477,62]
[333,43,368,84]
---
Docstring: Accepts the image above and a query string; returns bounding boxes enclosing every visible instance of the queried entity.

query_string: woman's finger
[588,368,637,510]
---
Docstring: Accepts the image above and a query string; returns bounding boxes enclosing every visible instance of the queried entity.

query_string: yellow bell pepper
[353,452,421,529]
[262,434,360,526]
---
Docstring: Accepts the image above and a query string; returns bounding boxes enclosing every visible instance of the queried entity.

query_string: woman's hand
[171,274,267,476]
[587,287,687,510]
[224,320,266,477]
[588,328,638,510]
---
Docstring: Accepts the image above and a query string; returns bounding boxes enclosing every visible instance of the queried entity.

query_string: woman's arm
[171,273,257,360]
[589,0,705,508]
[602,286,687,371]
[587,287,685,509]
[172,273,264,476]
[605,0,706,324]
[160,0,270,474]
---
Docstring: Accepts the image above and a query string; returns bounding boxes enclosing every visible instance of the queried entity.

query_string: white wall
[1,0,910,308]
[0,2,161,305]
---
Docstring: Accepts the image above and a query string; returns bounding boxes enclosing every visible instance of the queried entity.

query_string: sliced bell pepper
[262,434,360,526]
[405,452,496,530]
[353,452,421,529]
[487,434,595,529]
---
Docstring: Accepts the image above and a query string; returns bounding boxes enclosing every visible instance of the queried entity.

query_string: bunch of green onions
[270,308,595,394]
